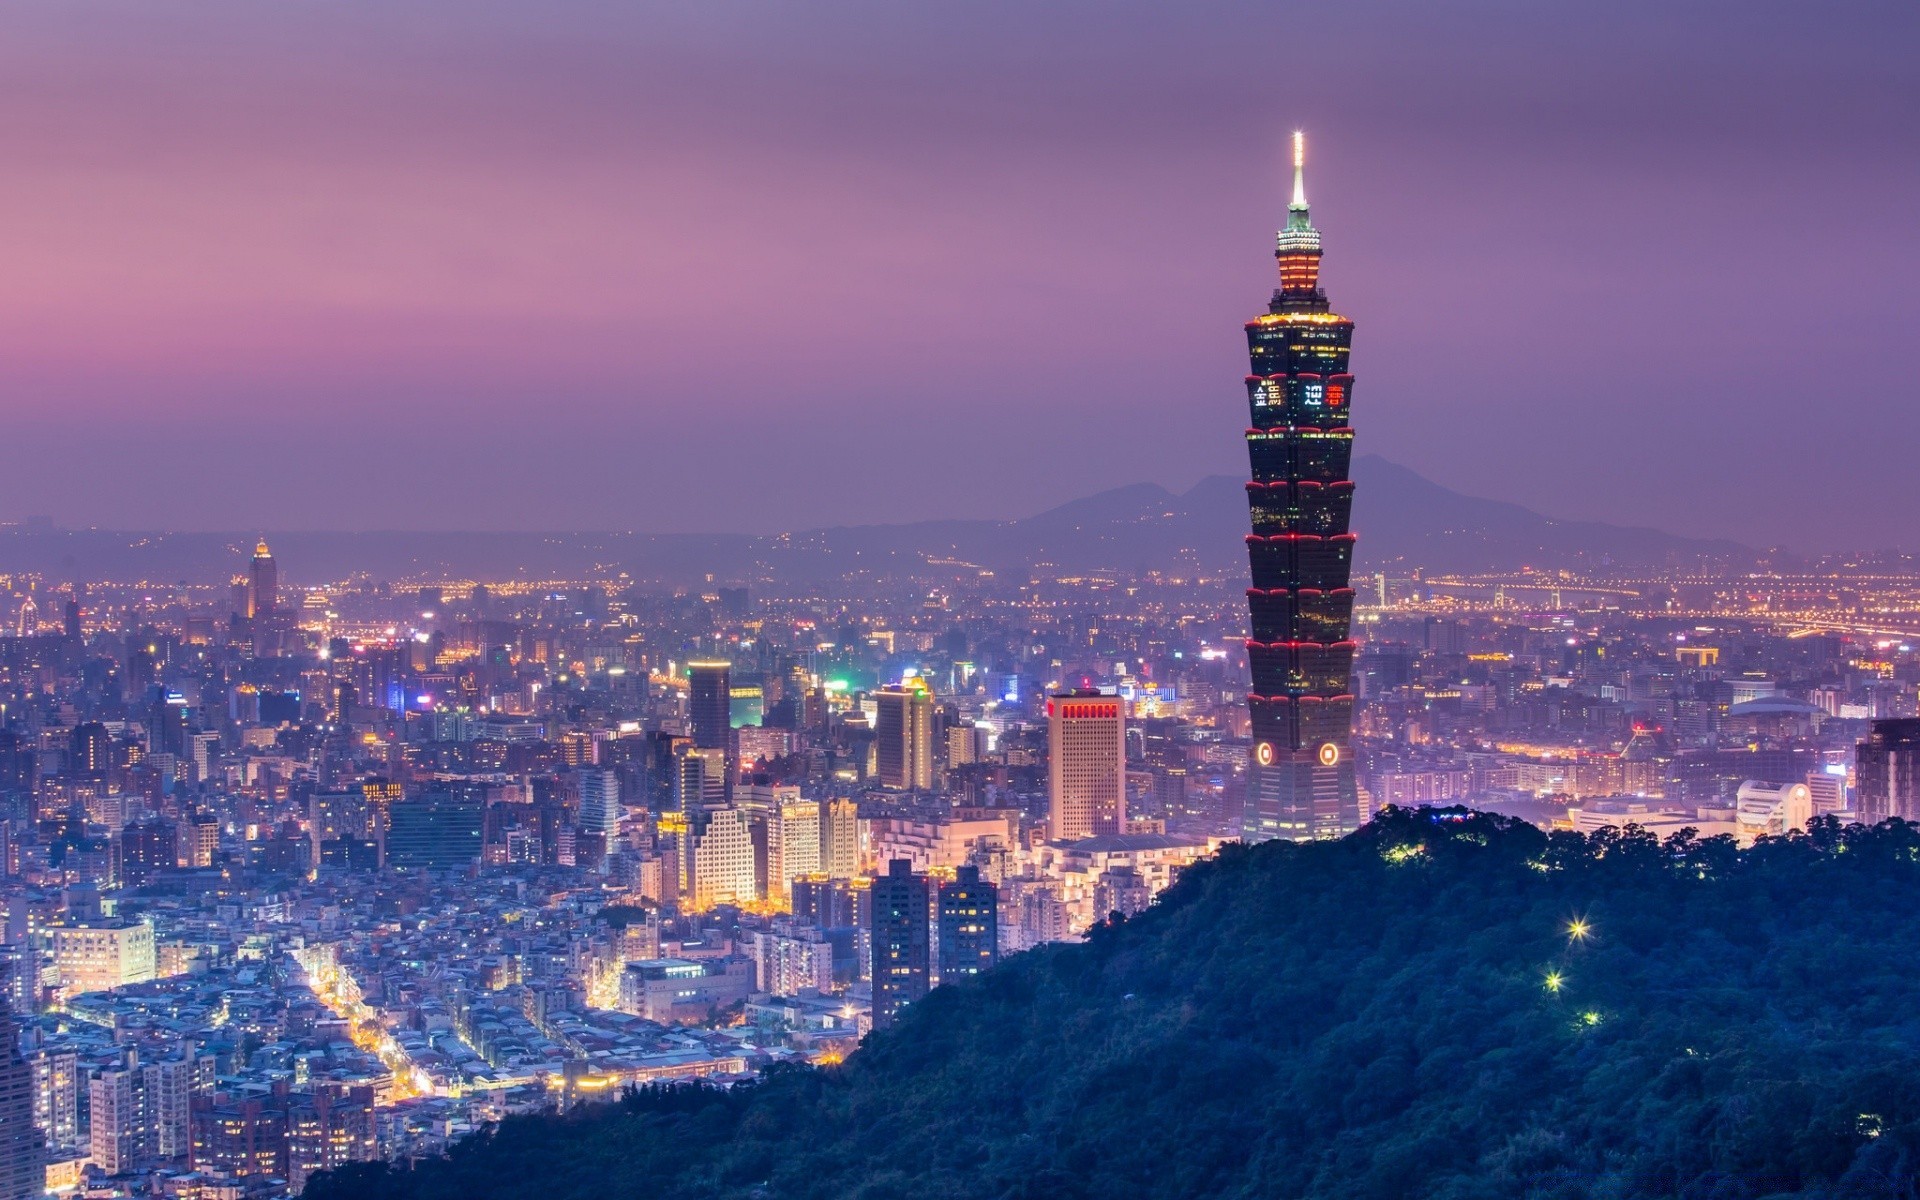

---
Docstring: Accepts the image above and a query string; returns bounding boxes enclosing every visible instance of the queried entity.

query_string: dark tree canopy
[594,903,655,929]
[311,810,1920,1200]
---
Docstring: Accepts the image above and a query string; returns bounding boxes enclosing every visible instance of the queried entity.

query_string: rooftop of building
[1061,832,1209,853]
[1727,697,1824,717]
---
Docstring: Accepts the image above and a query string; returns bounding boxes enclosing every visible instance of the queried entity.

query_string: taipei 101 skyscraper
[1241,133,1363,842]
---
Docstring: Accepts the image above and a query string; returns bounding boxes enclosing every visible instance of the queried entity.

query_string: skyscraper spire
[1277,130,1321,269]
[1274,130,1324,300]
[1289,130,1309,221]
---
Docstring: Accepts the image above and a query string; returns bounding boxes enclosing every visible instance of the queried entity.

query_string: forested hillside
[312,811,1920,1199]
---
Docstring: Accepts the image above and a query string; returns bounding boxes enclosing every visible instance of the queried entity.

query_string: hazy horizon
[0,455,1848,565]
[0,1,1912,545]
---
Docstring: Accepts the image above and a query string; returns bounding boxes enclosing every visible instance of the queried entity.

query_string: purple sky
[0,1,1913,547]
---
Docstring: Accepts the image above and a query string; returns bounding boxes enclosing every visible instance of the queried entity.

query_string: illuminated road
[290,945,436,1101]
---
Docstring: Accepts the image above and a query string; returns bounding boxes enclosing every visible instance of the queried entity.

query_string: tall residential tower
[1241,133,1362,842]
[870,859,931,1030]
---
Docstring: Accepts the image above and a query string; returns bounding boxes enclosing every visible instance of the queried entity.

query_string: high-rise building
[679,806,755,911]
[286,1088,378,1193]
[1048,690,1126,841]
[189,1094,287,1178]
[936,865,998,983]
[735,726,793,769]
[68,721,112,779]
[557,730,597,768]
[29,1048,80,1154]
[672,744,729,813]
[687,662,733,752]
[874,683,934,791]
[186,731,220,785]
[1855,718,1920,824]
[90,1063,180,1175]
[578,769,621,837]
[869,859,930,1030]
[0,962,44,1200]
[49,918,156,999]
[384,794,484,870]
[181,813,219,869]
[90,1076,137,1173]
[308,791,376,868]
[643,731,692,809]
[819,797,862,879]
[792,877,858,930]
[0,729,35,796]
[149,692,190,760]
[248,539,277,619]
[120,819,176,887]
[1240,132,1363,842]
[749,926,834,996]
[946,723,988,767]
[766,798,821,907]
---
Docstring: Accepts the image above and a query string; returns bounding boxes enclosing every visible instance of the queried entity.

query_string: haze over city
[0,0,1912,545]
[5,6,1920,1200]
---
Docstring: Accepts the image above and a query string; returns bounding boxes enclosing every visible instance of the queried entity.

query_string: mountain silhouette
[0,456,1750,584]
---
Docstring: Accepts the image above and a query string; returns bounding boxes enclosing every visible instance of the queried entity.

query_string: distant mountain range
[0,456,1752,586]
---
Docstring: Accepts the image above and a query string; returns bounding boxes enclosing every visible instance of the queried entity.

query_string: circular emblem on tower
[1317,742,1341,768]
[1254,741,1275,767]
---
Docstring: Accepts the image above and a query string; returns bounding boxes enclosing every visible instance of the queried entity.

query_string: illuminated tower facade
[248,539,277,618]
[1241,133,1362,842]
[874,682,934,791]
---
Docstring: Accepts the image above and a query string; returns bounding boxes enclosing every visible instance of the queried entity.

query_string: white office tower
[682,807,756,911]
[1048,690,1127,841]
[820,797,862,879]
[768,798,821,906]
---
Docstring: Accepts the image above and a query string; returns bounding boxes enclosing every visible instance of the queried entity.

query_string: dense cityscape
[1,2,1913,1196]
[11,521,1920,1197]
[6,167,1920,1190]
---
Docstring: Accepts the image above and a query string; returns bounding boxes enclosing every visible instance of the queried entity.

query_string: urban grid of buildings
[3,144,1920,1200]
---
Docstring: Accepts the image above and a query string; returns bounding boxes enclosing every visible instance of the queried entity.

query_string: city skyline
[3,6,1919,1197]
[0,1,1910,546]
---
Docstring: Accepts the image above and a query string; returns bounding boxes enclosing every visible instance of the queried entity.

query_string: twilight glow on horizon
[0,0,1912,546]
